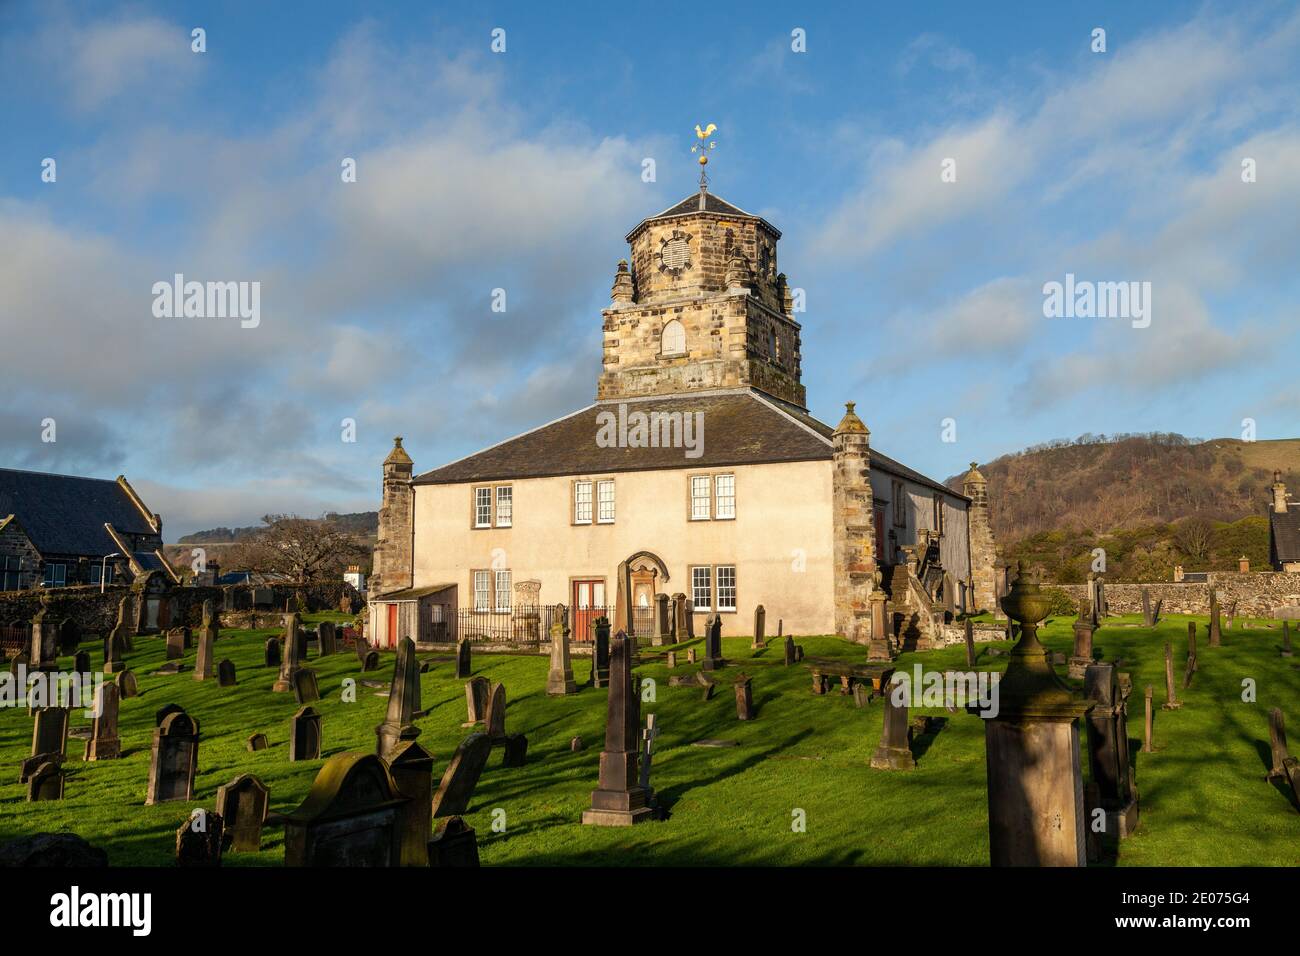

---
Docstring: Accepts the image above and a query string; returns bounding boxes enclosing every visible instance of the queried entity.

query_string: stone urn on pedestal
[980,562,1092,867]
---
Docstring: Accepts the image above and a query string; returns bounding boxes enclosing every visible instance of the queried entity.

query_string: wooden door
[571,580,605,642]
[386,603,398,649]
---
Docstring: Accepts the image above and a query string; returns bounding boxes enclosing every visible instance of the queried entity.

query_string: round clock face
[659,234,691,274]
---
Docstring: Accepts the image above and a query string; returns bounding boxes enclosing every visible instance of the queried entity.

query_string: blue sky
[2,0,1297,538]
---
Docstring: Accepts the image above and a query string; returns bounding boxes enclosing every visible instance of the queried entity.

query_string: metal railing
[441,604,615,645]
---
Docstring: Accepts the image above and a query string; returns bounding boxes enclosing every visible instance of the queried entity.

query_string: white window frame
[690,475,712,520]
[495,485,513,528]
[42,563,66,587]
[661,319,686,356]
[494,570,512,613]
[715,473,736,520]
[574,480,593,525]
[597,479,615,524]
[716,565,737,612]
[473,570,492,611]
[474,487,492,528]
[691,565,712,611]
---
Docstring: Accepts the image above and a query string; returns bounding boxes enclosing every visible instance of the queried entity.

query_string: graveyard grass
[2,612,1298,866]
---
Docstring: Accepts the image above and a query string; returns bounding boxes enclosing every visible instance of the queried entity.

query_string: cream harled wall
[411,458,836,635]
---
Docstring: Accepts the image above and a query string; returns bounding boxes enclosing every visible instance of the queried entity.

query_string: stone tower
[371,437,414,598]
[832,403,877,643]
[597,189,805,407]
[963,463,999,613]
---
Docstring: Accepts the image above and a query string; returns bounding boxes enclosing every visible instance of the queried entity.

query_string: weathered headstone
[274,613,302,692]
[1068,598,1095,678]
[145,708,200,804]
[116,669,138,699]
[246,732,268,752]
[104,597,130,675]
[363,650,380,672]
[58,618,80,655]
[289,706,322,761]
[734,674,755,720]
[389,740,435,867]
[783,635,796,667]
[317,621,337,657]
[1208,589,1222,647]
[637,713,659,793]
[1140,587,1153,627]
[264,638,280,668]
[214,774,269,853]
[1267,707,1292,781]
[582,632,656,825]
[455,639,471,678]
[1161,641,1182,710]
[1282,620,1293,658]
[292,667,320,704]
[1226,600,1238,630]
[376,637,421,760]
[217,659,237,687]
[591,618,610,688]
[1142,685,1154,753]
[428,815,480,867]
[701,614,724,671]
[654,594,671,647]
[870,679,915,770]
[84,683,121,761]
[166,628,186,661]
[484,682,507,739]
[666,651,677,669]
[546,614,577,696]
[752,604,766,650]
[672,594,688,645]
[463,676,489,726]
[284,754,409,866]
[30,707,69,776]
[964,617,977,668]
[1083,663,1138,838]
[27,761,64,801]
[431,732,492,818]
[193,615,215,681]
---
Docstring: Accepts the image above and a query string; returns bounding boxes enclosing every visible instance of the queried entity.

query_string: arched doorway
[615,552,670,639]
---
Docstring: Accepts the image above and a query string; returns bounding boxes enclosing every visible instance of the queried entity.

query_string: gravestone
[73,650,91,674]
[1068,598,1095,678]
[29,607,58,671]
[217,660,237,687]
[1152,598,1163,626]
[27,761,64,801]
[1142,685,1154,753]
[687,648,696,664]
[246,732,269,752]
[389,740,435,867]
[1083,663,1138,838]
[166,628,186,661]
[1282,620,1293,658]
[145,708,200,804]
[582,632,656,826]
[116,669,138,699]
[484,683,507,739]
[428,816,481,868]
[455,639,471,678]
[264,638,280,668]
[317,621,337,657]
[431,733,492,818]
[84,683,121,761]
[1141,588,1154,627]
[1187,621,1198,667]
[363,651,380,672]
[591,619,610,688]
[752,604,766,650]
[666,651,677,668]
[870,679,915,770]
[193,615,215,681]
[376,637,421,760]
[637,713,659,793]
[1226,600,1238,630]
[650,594,669,647]
[274,613,303,692]
[289,706,322,761]
[292,667,320,704]
[964,617,977,668]
[463,677,490,726]
[734,674,755,720]
[30,707,68,777]
[104,597,130,675]
[284,754,409,866]
[1208,589,1222,646]
[701,615,724,671]
[672,594,688,645]
[58,618,80,655]
[784,635,796,667]
[1161,642,1182,710]
[1267,707,1292,781]
[546,613,577,696]
[215,774,269,853]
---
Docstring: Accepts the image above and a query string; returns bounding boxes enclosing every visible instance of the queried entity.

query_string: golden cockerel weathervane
[692,123,717,188]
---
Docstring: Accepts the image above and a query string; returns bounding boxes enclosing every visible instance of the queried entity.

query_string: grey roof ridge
[411,402,598,482]
[0,465,124,484]
[747,390,834,448]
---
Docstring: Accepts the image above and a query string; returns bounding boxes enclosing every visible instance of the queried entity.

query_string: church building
[368,180,998,648]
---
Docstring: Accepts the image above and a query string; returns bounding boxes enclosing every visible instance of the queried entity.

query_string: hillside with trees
[948,434,1298,583]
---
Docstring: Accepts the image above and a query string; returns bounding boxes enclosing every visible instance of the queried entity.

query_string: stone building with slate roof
[368,186,998,646]
[1269,472,1300,572]
[0,469,178,591]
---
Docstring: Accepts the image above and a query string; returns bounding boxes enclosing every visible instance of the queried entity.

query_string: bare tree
[1173,516,1215,560]
[225,514,367,583]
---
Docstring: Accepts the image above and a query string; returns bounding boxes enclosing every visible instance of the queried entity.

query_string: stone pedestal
[546,611,577,696]
[1068,614,1095,679]
[867,592,892,661]
[870,679,915,770]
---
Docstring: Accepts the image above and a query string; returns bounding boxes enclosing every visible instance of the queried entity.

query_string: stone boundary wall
[1048,573,1300,618]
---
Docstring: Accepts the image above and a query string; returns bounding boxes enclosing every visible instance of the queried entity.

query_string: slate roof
[1271,506,1300,564]
[413,389,967,500]
[626,191,781,240]
[0,468,158,558]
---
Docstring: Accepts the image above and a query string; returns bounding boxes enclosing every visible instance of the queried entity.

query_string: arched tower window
[661,319,686,356]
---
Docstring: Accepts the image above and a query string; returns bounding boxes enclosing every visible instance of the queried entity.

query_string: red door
[571,580,606,642]
[386,603,398,649]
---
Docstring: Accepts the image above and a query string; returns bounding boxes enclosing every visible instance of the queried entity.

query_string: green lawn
[2,612,1298,866]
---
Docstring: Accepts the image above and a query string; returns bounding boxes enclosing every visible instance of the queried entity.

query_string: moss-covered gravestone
[290,706,322,761]
[215,774,269,853]
[283,753,409,867]
[145,708,199,805]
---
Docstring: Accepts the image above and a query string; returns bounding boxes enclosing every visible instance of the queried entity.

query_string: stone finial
[963,462,987,485]
[611,260,634,303]
[725,254,752,290]
[777,273,792,314]
[384,436,413,468]
[833,401,868,437]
